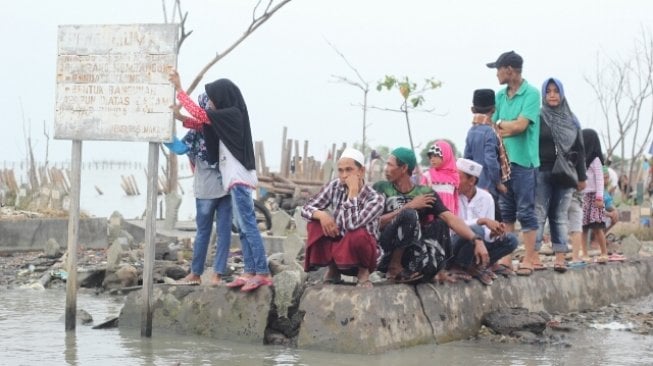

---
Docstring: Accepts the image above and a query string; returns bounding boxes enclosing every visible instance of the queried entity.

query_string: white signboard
[55,24,179,142]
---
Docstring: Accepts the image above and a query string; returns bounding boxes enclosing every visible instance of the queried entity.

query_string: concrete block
[293,208,307,238]
[0,217,108,252]
[271,210,292,236]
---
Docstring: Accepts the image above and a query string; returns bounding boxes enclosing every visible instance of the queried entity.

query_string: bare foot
[210,274,223,286]
[433,270,458,284]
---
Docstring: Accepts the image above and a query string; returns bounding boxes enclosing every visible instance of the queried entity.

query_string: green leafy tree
[419,138,460,167]
[375,75,442,151]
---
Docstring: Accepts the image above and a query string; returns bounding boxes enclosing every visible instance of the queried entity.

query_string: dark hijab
[540,78,580,152]
[582,128,605,167]
[202,79,256,170]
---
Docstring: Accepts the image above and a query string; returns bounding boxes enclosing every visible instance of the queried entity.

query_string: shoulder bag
[551,140,578,188]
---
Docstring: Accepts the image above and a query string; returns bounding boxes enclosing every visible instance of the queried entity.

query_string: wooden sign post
[55,24,178,335]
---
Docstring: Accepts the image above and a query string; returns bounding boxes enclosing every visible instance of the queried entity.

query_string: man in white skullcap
[301,148,385,288]
[450,158,518,285]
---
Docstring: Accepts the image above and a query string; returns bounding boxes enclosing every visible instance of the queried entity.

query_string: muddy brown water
[1,289,652,365]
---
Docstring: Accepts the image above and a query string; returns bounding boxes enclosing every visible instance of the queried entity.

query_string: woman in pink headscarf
[421,140,460,215]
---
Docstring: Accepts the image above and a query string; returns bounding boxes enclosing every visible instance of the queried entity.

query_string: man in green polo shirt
[486,50,541,276]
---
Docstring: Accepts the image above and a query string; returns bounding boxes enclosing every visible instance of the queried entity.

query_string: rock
[78,266,106,288]
[44,238,62,258]
[164,265,188,280]
[113,237,130,251]
[103,265,139,289]
[59,309,93,325]
[116,265,139,287]
[513,330,538,343]
[265,329,292,346]
[92,316,119,329]
[108,211,124,244]
[163,191,182,231]
[120,230,136,249]
[119,285,273,343]
[77,309,93,325]
[293,208,307,238]
[106,241,124,270]
[283,234,305,264]
[268,253,286,275]
[272,270,303,319]
[297,284,434,353]
[482,307,548,335]
[271,210,292,236]
[621,234,642,258]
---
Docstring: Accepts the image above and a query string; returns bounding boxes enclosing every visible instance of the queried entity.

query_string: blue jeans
[231,184,270,274]
[498,163,538,231]
[450,225,518,269]
[191,196,232,275]
[535,170,574,253]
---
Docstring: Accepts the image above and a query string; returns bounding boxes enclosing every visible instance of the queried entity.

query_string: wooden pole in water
[141,142,159,337]
[65,140,82,332]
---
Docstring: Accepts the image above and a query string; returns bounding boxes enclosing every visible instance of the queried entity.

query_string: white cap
[339,147,365,167]
[456,158,483,178]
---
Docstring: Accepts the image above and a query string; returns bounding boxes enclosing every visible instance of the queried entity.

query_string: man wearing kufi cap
[301,147,385,288]
[450,158,518,285]
[372,147,487,283]
[486,50,541,276]
[464,88,510,222]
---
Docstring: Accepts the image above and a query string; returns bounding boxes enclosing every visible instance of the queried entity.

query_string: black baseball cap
[486,51,523,69]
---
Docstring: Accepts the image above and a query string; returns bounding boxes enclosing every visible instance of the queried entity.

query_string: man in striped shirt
[301,148,385,288]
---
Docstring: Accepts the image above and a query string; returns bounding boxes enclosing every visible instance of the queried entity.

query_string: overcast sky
[2,0,653,170]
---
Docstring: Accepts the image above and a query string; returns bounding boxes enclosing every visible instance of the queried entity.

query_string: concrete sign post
[55,24,178,335]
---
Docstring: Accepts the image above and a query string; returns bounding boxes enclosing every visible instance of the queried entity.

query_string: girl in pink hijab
[421,140,460,215]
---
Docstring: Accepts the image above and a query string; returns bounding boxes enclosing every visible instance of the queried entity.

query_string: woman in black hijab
[203,78,272,291]
[535,78,586,273]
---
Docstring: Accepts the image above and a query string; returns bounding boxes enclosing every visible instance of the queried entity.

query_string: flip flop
[448,269,473,283]
[356,280,373,288]
[553,262,568,273]
[466,266,493,286]
[567,261,587,269]
[226,276,250,289]
[394,269,424,284]
[596,255,609,264]
[172,279,200,286]
[241,275,273,292]
[491,264,515,277]
[516,264,534,276]
[608,253,626,262]
[533,263,547,271]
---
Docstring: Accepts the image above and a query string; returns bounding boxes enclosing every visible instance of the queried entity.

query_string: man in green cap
[372,147,488,283]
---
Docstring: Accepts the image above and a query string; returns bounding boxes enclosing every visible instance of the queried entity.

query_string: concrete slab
[0,217,107,252]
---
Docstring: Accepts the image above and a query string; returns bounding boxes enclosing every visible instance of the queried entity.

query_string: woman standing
[534,78,586,273]
[170,70,272,292]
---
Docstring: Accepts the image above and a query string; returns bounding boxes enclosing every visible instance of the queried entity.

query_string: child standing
[581,129,608,263]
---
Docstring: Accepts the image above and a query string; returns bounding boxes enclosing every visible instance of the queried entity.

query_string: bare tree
[184,0,293,95]
[327,40,371,159]
[160,0,293,228]
[585,29,653,187]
